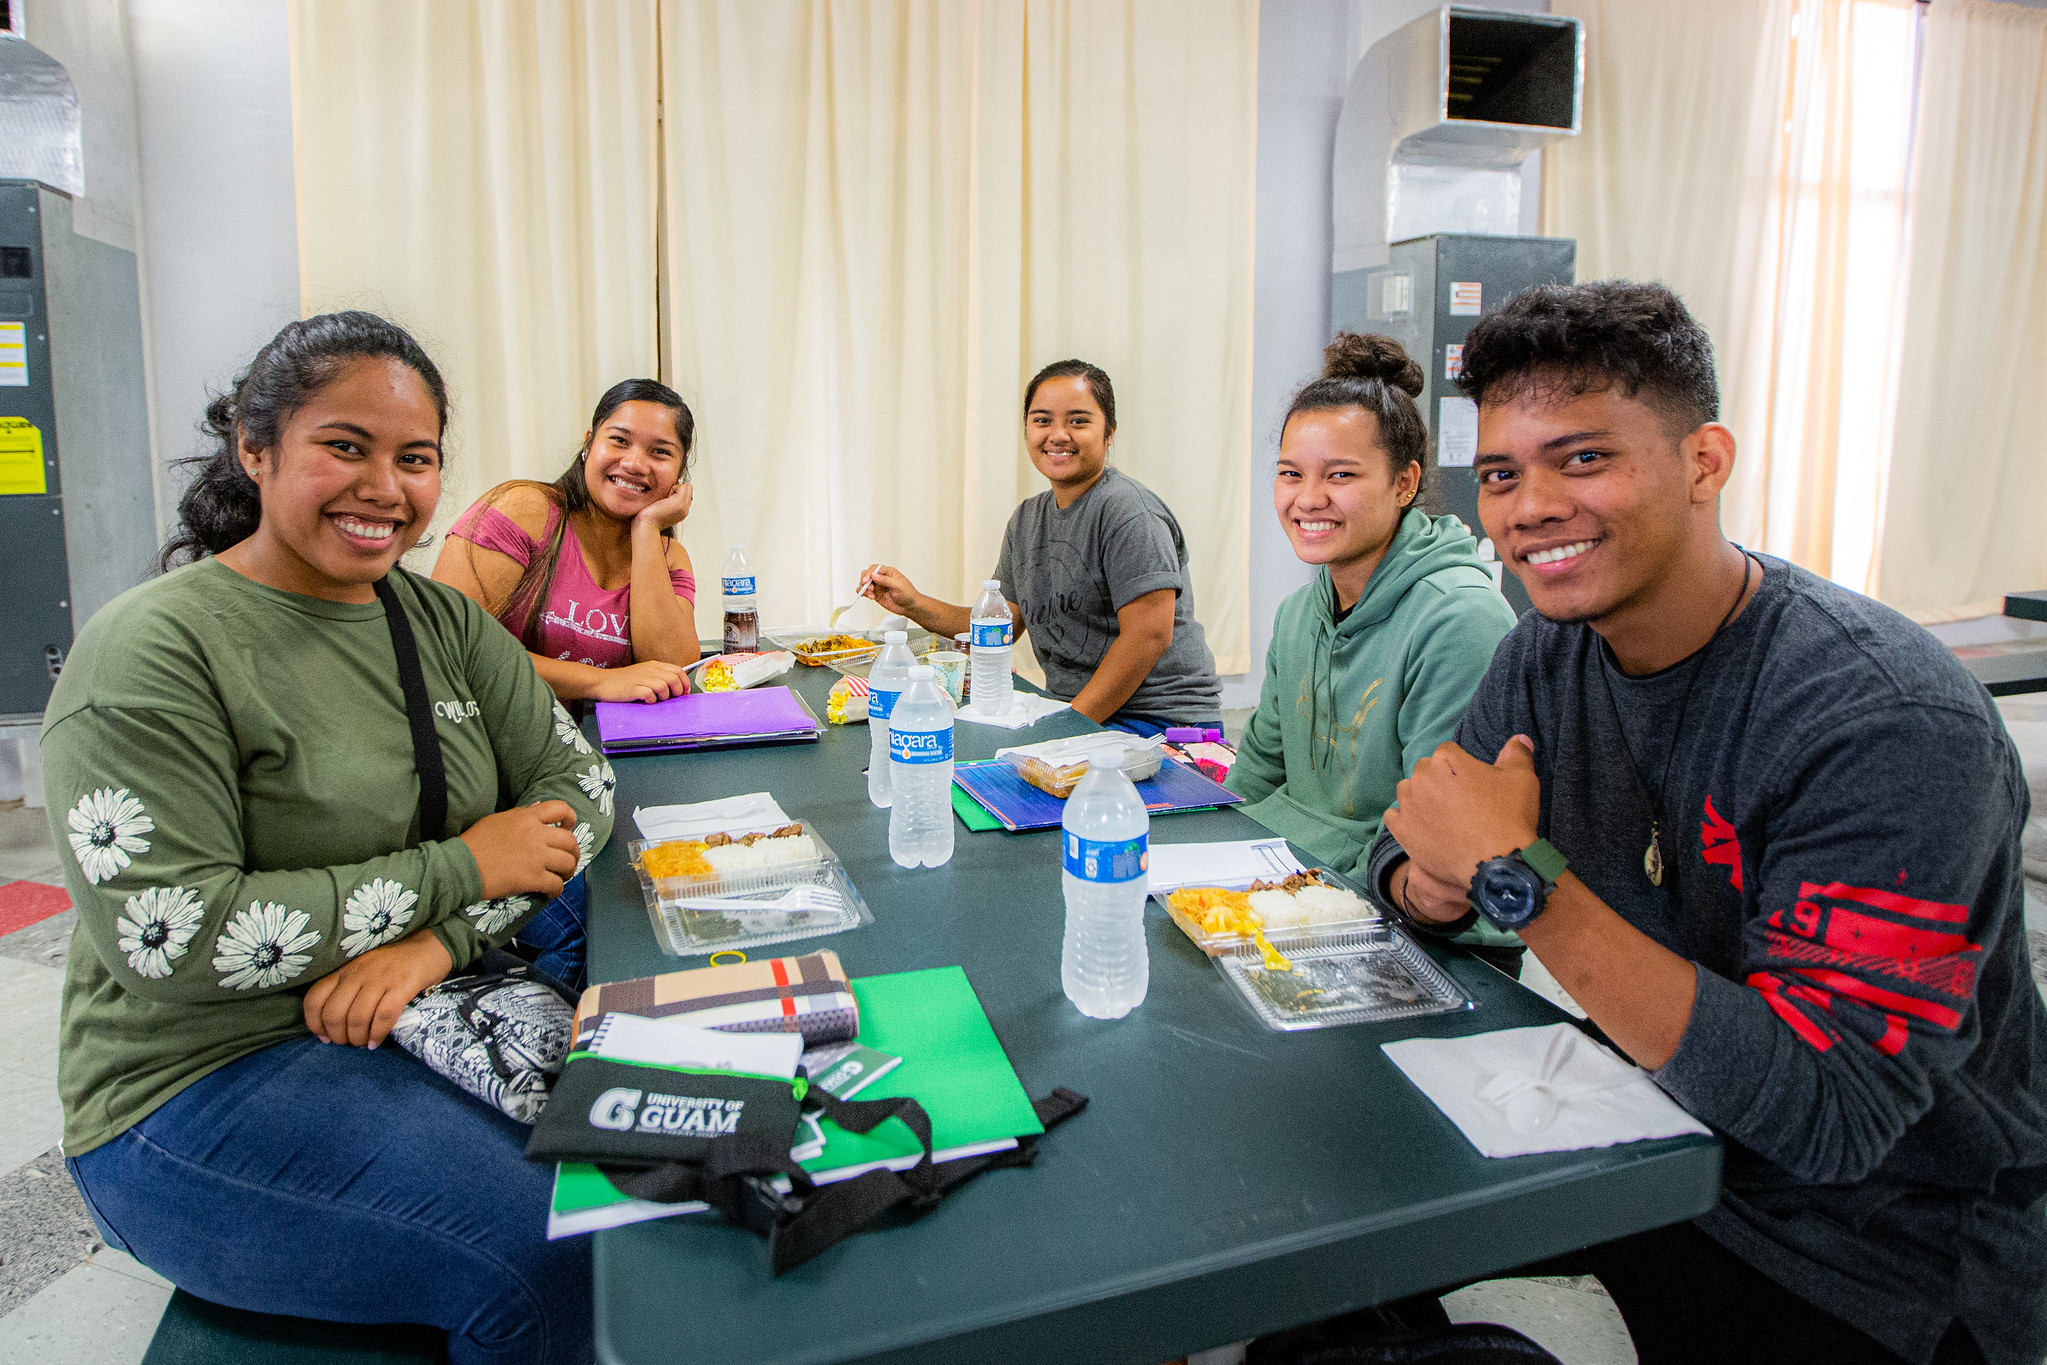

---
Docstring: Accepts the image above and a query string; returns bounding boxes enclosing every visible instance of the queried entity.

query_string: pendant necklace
[1597,551,1755,888]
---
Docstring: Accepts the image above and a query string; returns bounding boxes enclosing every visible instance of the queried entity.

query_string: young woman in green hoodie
[1226,333,1518,959]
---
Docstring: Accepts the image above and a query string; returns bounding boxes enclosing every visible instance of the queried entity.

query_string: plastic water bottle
[721,545,758,653]
[1061,748,1150,1019]
[969,580,1014,715]
[887,665,955,869]
[866,630,915,808]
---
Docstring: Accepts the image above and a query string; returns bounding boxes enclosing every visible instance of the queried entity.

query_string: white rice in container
[702,833,819,876]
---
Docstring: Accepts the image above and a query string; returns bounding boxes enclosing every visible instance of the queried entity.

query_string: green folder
[951,778,1003,832]
[799,965,1044,1181]
[548,965,1040,1234]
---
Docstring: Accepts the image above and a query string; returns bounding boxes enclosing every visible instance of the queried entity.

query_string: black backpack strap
[768,1088,1086,1275]
[373,572,448,843]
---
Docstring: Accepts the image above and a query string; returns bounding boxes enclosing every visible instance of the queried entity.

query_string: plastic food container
[1157,872,1382,956]
[994,733,1167,799]
[762,626,938,676]
[1212,925,1471,1031]
[627,827,872,957]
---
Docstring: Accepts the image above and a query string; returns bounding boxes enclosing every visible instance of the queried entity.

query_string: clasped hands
[1383,735,1543,924]
[302,801,581,1049]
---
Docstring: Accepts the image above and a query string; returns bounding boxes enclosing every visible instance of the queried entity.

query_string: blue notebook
[951,758,1243,832]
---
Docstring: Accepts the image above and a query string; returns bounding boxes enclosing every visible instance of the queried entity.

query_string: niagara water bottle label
[971,619,1011,648]
[868,687,901,722]
[889,727,954,765]
[722,575,756,596]
[1063,833,1147,883]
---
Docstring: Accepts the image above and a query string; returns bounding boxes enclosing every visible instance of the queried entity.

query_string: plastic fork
[675,886,844,915]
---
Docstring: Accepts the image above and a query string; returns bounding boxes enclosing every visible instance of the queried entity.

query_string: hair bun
[1322,332,1423,398]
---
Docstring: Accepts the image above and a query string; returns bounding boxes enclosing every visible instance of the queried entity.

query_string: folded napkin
[633,792,792,842]
[953,693,1072,729]
[1382,1023,1711,1158]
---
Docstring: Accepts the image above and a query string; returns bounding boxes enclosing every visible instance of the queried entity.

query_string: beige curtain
[1874,0,2047,613]
[289,1,660,543]
[660,0,1258,672]
[1545,0,1917,590]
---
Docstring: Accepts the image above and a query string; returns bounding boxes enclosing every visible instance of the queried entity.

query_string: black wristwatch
[1468,839,1568,930]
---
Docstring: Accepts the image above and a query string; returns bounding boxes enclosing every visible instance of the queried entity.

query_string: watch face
[1475,858,1541,926]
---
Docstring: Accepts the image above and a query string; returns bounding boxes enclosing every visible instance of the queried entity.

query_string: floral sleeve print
[67,788,154,885]
[42,705,485,1003]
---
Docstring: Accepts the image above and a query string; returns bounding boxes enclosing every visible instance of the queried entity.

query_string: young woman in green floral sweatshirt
[44,314,610,1364]
[1226,333,1518,963]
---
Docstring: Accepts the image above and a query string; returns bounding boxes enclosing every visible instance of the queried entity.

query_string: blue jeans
[514,873,588,992]
[67,1035,591,1365]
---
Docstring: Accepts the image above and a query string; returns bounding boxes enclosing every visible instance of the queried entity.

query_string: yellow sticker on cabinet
[0,416,48,495]
[0,322,26,386]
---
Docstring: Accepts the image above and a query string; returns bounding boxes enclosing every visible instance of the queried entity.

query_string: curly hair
[1455,281,1719,436]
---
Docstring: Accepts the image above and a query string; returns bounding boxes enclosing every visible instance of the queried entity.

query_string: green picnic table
[582,663,1720,1365]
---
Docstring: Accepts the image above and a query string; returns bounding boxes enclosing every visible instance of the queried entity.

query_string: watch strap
[1519,838,1567,885]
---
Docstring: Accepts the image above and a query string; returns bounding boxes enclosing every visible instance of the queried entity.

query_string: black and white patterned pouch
[391,963,576,1124]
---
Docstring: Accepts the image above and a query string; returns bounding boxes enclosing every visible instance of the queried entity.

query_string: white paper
[586,1013,803,1078]
[633,791,791,842]
[1438,395,1479,468]
[1145,838,1308,895]
[952,693,1071,730]
[1382,1023,1711,1159]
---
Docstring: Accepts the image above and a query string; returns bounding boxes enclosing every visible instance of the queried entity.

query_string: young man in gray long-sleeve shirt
[1370,282,2047,1365]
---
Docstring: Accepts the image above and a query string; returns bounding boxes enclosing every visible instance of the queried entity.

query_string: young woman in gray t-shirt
[859,360,1222,732]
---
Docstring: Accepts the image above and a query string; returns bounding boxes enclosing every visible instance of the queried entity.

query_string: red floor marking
[0,880,72,937]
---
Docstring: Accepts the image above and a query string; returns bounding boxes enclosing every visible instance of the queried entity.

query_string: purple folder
[594,686,823,756]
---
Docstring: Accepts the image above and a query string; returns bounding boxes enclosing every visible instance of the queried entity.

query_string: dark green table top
[585,666,1720,1365]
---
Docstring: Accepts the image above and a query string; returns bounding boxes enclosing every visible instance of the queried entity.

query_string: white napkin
[1145,838,1307,895]
[633,792,792,842]
[1381,1023,1711,1158]
[952,694,1072,729]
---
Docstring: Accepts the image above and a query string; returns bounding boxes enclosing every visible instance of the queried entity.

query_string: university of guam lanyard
[1598,551,1754,888]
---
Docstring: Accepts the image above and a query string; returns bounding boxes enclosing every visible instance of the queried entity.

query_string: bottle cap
[908,665,936,680]
[884,630,907,644]
[729,543,743,553]
[1088,746,1125,770]
[983,579,1001,590]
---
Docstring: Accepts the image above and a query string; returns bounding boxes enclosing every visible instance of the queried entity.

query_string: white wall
[124,0,299,531]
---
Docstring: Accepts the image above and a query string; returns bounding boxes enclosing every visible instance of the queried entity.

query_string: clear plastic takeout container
[761,626,938,676]
[1156,870,1383,956]
[1212,924,1471,1032]
[995,732,1166,799]
[627,826,871,957]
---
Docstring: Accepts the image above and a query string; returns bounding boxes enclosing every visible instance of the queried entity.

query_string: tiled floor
[0,799,172,1364]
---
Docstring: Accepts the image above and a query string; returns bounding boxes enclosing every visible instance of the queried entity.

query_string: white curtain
[1545,0,1918,590]
[660,0,1258,671]
[289,1,660,543]
[1874,0,2047,614]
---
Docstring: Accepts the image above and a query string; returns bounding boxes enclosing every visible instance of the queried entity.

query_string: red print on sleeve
[1699,796,1743,892]
[1752,881,1980,1057]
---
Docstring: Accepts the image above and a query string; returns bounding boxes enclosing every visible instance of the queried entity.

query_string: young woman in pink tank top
[433,379,700,704]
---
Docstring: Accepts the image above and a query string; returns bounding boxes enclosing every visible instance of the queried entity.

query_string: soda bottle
[886,665,955,869]
[969,580,1013,715]
[721,545,758,653]
[1060,747,1150,1019]
[866,630,914,808]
